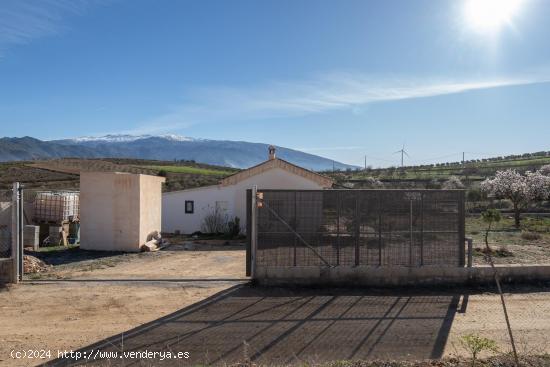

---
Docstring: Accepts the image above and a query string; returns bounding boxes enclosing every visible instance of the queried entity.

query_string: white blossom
[525,170,550,200]
[481,169,550,213]
[538,164,550,176]
[442,176,464,190]
[363,177,384,188]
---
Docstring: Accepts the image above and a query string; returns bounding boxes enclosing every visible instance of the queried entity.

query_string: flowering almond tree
[539,164,550,176]
[442,176,465,190]
[481,169,550,228]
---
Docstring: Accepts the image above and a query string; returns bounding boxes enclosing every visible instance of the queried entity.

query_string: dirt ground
[5,284,546,366]
[26,242,246,280]
[0,281,240,366]
[2,243,550,366]
[1,243,247,366]
[467,216,550,265]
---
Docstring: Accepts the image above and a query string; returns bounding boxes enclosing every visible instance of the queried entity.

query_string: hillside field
[327,153,550,185]
[0,158,238,191]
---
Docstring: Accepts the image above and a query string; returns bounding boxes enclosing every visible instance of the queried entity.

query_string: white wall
[162,167,326,234]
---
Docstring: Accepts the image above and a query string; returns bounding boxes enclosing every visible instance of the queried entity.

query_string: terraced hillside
[327,151,550,187]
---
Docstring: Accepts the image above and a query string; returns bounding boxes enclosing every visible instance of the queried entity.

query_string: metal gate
[0,189,12,259]
[0,183,23,283]
[247,189,465,275]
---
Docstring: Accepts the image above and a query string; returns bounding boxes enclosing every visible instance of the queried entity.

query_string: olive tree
[481,169,550,227]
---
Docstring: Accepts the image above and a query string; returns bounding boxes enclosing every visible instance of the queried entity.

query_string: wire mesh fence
[256,189,465,268]
[0,190,12,258]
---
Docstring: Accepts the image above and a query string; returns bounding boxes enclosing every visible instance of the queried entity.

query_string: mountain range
[0,135,357,171]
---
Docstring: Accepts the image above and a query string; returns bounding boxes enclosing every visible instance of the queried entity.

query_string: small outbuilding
[162,147,334,234]
[80,172,165,252]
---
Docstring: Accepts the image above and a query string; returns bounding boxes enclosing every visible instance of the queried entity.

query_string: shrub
[226,216,241,238]
[362,177,384,188]
[467,189,483,202]
[521,231,542,241]
[201,205,229,234]
[442,176,464,190]
[460,334,499,367]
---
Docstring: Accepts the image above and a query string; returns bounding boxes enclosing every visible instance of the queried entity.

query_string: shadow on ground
[27,246,127,266]
[46,284,468,366]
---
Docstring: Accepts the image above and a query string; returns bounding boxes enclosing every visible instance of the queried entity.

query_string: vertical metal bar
[409,198,413,267]
[336,191,340,266]
[245,189,251,276]
[11,183,19,283]
[11,182,22,283]
[458,191,466,267]
[18,186,23,280]
[378,195,382,267]
[355,193,360,266]
[466,237,473,268]
[420,194,424,267]
[250,185,258,279]
[293,191,297,267]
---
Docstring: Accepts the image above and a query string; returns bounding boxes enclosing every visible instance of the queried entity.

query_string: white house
[161,146,334,234]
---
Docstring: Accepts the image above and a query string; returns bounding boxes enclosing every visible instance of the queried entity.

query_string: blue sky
[0,0,549,167]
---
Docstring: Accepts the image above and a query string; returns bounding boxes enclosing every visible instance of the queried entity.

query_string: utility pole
[332,160,335,173]
[462,152,465,166]
[364,155,367,170]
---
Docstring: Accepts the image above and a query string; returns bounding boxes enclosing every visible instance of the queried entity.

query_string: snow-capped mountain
[68,134,195,143]
[0,135,357,171]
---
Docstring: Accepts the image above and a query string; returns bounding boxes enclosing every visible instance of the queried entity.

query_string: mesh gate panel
[0,190,12,258]
[256,190,465,268]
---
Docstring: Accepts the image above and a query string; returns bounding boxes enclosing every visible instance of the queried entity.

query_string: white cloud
[133,71,550,134]
[0,0,98,55]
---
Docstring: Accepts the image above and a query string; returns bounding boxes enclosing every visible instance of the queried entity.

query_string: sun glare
[463,0,524,34]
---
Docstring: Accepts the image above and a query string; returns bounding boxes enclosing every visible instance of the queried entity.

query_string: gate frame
[247,188,466,273]
[11,182,24,283]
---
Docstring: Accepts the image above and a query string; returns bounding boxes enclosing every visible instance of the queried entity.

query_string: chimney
[268,145,276,160]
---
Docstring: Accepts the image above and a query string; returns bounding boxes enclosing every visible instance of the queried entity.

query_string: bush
[442,176,464,190]
[459,334,499,367]
[521,231,542,241]
[491,199,512,210]
[467,189,483,202]
[226,216,241,238]
[201,205,229,234]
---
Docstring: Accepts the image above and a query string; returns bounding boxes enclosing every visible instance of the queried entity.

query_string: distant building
[162,146,334,234]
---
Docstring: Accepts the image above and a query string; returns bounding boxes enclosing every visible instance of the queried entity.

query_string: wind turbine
[394,144,410,168]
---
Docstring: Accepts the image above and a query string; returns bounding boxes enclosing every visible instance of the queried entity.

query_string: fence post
[458,190,466,267]
[354,195,360,266]
[378,195,382,266]
[466,237,473,268]
[250,185,258,279]
[336,191,340,266]
[409,199,413,267]
[420,194,424,266]
[293,191,297,267]
[11,182,23,283]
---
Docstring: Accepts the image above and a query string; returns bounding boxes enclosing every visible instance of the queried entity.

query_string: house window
[185,200,194,214]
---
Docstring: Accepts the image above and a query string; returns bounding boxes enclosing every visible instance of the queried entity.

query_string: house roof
[219,158,334,188]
